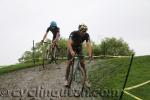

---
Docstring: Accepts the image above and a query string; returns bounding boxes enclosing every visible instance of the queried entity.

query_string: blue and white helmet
[50,21,57,27]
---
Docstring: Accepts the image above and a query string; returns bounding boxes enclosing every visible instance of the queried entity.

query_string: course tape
[123,90,142,100]
[125,80,150,90]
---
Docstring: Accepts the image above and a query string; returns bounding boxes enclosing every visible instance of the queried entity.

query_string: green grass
[123,83,150,100]
[88,55,150,100]
[0,62,42,75]
[0,59,65,75]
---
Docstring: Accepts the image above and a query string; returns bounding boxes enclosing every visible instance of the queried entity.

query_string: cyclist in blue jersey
[41,21,60,46]
[41,21,60,60]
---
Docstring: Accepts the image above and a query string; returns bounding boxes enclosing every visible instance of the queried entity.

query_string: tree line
[18,37,135,63]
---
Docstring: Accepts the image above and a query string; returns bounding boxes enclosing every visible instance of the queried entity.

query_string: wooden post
[33,40,35,65]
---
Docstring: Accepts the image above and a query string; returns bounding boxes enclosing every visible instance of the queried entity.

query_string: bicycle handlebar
[43,42,51,44]
[70,54,92,63]
[40,41,51,46]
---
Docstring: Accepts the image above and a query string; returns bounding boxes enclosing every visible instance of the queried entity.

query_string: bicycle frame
[42,42,58,69]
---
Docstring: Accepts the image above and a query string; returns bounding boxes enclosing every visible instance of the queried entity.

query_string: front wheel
[42,49,52,69]
[67,62,74,88]
[74,63,85,90]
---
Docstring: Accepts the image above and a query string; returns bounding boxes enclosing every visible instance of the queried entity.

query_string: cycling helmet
[78,24,88,33]
[50,21,57,27]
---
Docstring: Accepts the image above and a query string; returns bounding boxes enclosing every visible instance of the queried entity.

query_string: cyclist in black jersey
[64,24,93,87]
[41,21,60,47]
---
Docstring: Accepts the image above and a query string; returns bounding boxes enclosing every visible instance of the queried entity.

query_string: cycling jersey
[46,26,60,41]
[67,30,90,60]
[69,30,90,48]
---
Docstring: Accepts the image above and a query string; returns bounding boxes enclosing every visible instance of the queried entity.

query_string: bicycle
[67,55,92,92]
[41,41,63,70]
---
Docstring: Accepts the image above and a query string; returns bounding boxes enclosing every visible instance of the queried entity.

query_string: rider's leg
[77,48,88,82]
[55,43,60,51]
[50,43,55,60]
[80,59,88,81]
[80,60,91,87]
[65,60,73,81]
[64,49,74,85]
[53,46,56,58]
[78,48,91,87]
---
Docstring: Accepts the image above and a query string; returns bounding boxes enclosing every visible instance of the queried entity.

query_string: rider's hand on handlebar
[71,50,76,57]
[88,55,93,63]
[89,54,93,58]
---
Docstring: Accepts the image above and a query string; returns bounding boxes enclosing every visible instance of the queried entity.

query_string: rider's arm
[42,27,50,42]
[68,32,75,53]
[85,33,92,57]
[53,31,60,43]
[67,39,74,53]
[42,32,48,42]
[86,40,92,57]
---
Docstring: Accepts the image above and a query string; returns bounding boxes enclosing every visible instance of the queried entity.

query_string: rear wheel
[54,46,64,64]
[52,46,59,64]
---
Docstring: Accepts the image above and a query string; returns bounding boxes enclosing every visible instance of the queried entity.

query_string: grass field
[0,62,41,75]
[123,83,150,100]
[88,55,150,100]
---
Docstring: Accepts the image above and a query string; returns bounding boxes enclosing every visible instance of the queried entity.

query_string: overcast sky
[0,0,150,65]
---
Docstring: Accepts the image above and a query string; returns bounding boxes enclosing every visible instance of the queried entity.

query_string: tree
[91,42,101,56]
[100,37,135,56]
[18,38,67,63]
[18,51,33,63]
[18,37,135,63]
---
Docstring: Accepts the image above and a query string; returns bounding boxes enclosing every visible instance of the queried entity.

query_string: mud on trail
[0,61,102,100]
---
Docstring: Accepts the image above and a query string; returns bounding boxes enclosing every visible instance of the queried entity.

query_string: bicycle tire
[67,61,74,88]
[54,47,65,64]
[42,49,49,68]
[43,46,54,68]
[73,61,85,89]
[53,46,59,64]
[74,66,83,84]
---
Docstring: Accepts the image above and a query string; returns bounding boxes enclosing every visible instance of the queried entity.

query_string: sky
[0,0,150,65]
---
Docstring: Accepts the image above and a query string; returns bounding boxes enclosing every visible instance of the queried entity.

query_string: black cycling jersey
[46,26,60,40]
[69,30,90,48]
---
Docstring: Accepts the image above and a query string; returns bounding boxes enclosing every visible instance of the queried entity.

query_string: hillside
[0,56,149,100]
[88,55,150,100]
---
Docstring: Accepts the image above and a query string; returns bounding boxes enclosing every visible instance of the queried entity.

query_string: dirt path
[0,61,102,100]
